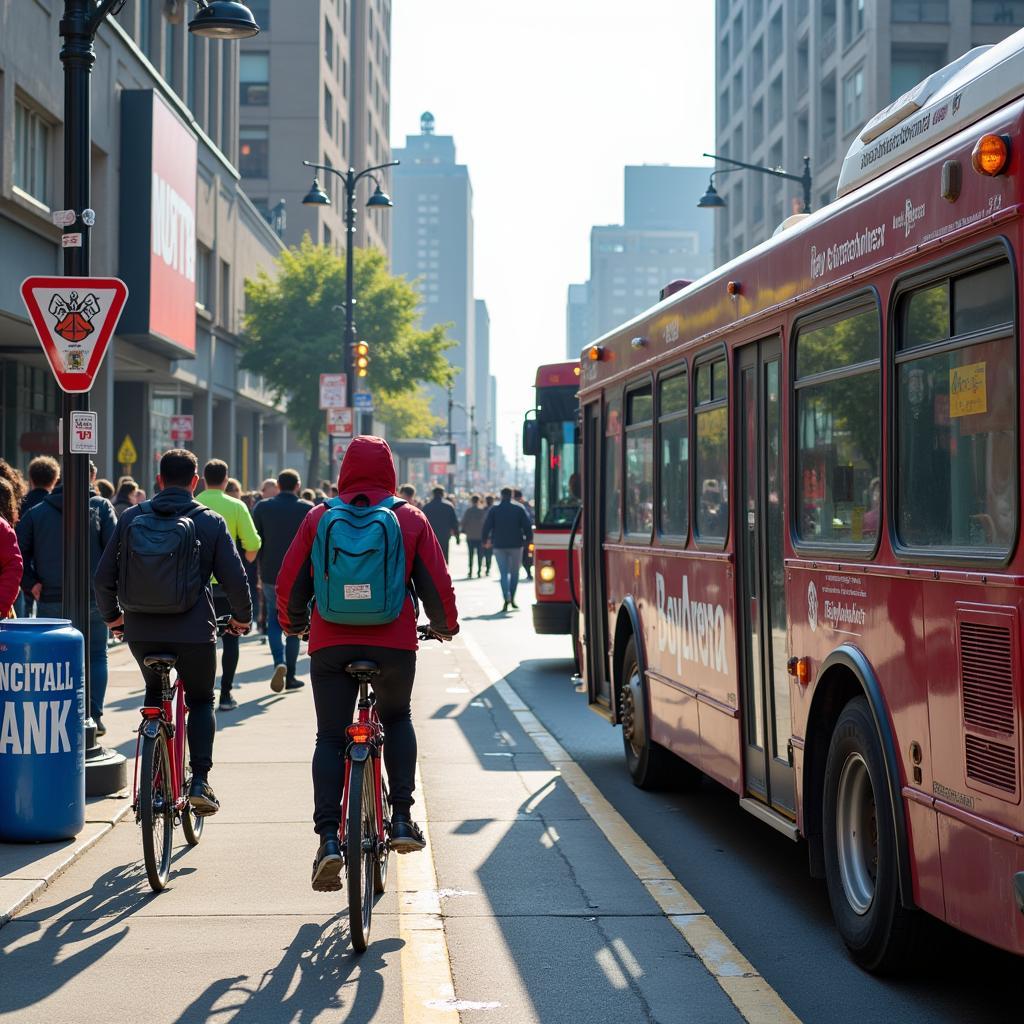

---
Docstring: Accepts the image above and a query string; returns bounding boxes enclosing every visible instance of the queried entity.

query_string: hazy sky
[390,1,715,461]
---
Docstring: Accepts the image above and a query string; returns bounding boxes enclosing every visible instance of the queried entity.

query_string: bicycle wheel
[180,732,204,847]
[346,758,377,952]
[139,731,174,892]
[374,772,391,896]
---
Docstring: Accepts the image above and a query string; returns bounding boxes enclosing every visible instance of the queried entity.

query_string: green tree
[242,237,453,482]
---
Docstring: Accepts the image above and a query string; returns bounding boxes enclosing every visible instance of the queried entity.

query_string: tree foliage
[241,238,453,481]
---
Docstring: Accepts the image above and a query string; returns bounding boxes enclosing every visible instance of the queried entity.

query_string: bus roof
[536,361,581,388]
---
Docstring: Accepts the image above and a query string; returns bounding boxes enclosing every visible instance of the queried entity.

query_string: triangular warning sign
[20,276,128,394]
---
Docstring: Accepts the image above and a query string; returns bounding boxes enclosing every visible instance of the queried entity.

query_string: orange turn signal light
[346,723,374,743]
[726,280,741,296]
[971,134,1010,176]
[786,656,812,686]
[586,346,603,362]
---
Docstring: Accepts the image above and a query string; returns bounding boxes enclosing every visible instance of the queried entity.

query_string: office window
[196,245,213,311]
[240,52,269,105]
[892,1,948,21]
[844,0,865,40]
[658,371,689,537]
[325,17,333,67]
[14,100,49,204]
[239,127,269,177]
[891,47,946,100]
[324,86,334,135]
[219,260,231,329]
[843,66,865,134]
[248,0,270,30]
[695,357,728,542]
[973,0,1024,23]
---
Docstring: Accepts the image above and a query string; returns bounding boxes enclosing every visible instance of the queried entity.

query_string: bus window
[795,302,880,546]
[535,383,580,528]
[604,395,622,538]
[659,370,689,538]
[896,258,1016,553]
[625,384,654,536]
[695,357,728,542]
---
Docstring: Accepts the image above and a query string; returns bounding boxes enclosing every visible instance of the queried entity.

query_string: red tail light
[346,723,374,743]
[140,707,162,719]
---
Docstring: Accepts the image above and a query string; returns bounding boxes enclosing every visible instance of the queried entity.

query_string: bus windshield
[535,385,580,528]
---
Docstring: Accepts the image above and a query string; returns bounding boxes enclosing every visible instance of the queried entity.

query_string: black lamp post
[302,160,398,434]
[58,0,259,794]
[698,151,813,213]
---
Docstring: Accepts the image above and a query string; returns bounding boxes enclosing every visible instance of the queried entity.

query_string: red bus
[523,361,581,645]
[578,38,1024,970]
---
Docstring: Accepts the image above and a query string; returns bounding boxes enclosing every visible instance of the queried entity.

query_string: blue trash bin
[0,618,85,842]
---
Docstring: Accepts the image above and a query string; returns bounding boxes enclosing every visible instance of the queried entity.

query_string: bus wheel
[823,696,918,973]
[619,637,672,790]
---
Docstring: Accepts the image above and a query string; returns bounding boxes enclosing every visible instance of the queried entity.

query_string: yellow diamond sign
[117,434,138,466]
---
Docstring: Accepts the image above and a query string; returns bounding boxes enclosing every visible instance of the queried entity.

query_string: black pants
[466,539,482,575]
[130,641,217,777]
[482,544,493,573]
[310,645,417,838]
[214,590,239,694]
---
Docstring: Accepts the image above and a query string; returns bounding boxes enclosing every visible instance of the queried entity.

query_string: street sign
[20,276,128,393]
[428,461,448,477]
[429,445,450,464]
[326,407,354,437]
[117,435,138,466]
[332,439,351,465]
[353,391,373,411]
[169,414,193,442]
[319,373,347,410]
[69,411,98,454]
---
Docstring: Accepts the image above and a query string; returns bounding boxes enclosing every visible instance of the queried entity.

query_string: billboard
[119,90,197,355]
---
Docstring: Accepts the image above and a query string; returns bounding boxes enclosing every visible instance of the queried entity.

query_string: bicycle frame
[132,671,190,816]
[339,682,386,850]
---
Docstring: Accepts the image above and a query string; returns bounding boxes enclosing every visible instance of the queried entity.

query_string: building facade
[239,0,392,253]
[713,0,1021,264]
[0,0,288,486]
[567,165,714,353]
[473,299,491,483]
[391,114,476,446]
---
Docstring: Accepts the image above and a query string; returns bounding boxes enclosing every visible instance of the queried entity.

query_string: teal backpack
[312,496,408,625]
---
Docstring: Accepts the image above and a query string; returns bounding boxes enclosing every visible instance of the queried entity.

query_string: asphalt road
[455,557,1020,1024]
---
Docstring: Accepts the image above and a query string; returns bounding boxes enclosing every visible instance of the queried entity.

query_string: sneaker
[501,600,509,613]
[188,778,220,817]
[510,599,519,610]
[94,718,106,738]
[390,815,426,854]
[284,677,305,691]
[218,694,238,712]
[311,837,343,891]
[271,664,286,693]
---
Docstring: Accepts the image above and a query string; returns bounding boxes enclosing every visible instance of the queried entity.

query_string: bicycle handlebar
[417,624,452,643]
[110,614,251,642]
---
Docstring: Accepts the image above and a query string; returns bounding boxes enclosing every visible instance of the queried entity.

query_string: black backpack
[117,501,204,614]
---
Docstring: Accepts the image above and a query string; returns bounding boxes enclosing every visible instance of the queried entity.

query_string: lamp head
[188,1,261,39]
[697,180,726,209]
[302,178,331,206]
[366,185,393,209]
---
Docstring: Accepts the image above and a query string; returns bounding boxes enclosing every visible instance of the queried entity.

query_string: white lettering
[654,572,729,676]
[0,703,21,754]
[51,700,71,753]
[151,171,196,283]
[23,702,46,755]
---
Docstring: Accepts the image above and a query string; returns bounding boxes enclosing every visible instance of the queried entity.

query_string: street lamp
[698,151,813,213]
[57,0,261,796]
[301,158,399,432]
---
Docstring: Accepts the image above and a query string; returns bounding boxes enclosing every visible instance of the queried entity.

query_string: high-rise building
[239,0,392,252]
[567,165,714,352]
[391,114,476,443]
[474,299,491,478]
[713,0,1020,264]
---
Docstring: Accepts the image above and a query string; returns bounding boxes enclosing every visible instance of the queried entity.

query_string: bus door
[737,338,795,816]
[581,399,612,713]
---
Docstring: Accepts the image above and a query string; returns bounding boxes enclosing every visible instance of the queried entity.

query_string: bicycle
[338,624,447,952]
[128,615,247,892]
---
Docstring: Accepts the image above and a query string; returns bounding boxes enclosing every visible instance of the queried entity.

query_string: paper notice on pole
[69,411,98,454]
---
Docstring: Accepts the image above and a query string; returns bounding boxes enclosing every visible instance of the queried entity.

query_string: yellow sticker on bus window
[949,361,987,418]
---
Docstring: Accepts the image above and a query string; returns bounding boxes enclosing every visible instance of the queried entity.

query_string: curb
[0,798,133,930]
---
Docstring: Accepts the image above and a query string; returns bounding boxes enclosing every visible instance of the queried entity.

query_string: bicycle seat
[143,653,178,671]
[346,660,380,678]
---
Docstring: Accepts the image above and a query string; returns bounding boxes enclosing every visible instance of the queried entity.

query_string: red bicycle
[130,616,246,892]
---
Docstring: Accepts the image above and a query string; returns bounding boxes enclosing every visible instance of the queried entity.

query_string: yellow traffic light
[354,340,370,378]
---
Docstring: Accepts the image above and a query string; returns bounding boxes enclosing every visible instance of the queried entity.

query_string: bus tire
[619,637,673,790]
[823,696,918,973]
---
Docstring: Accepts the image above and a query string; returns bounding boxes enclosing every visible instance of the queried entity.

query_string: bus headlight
[539,564,557,582]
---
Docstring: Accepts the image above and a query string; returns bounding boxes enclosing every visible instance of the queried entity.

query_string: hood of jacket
[42,484,101,513]
[338,436,397,503]
[149,486,199,515]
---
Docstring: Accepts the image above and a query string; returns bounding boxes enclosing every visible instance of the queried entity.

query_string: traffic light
[353,340,370,378]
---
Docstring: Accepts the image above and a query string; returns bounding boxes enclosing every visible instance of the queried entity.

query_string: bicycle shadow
[172,916,402,1024]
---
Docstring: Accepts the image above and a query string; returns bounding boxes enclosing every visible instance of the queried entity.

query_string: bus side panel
[648,679,702,775]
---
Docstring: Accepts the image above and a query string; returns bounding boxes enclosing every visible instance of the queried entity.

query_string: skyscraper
[391,114,476,443]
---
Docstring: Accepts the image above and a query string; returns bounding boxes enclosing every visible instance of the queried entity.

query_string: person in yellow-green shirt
[197,459,261,711]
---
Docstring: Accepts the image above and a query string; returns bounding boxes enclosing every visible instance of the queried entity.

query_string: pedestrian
[95,448,252,817]
[422,486,460,563]
[399,483,420,509]
[113,476,137,518]
[513,488,535,579]
[225,477,243,500]
[460,494,487,578]
[252,468,312,693]
[18,460,116,733]
[275,436,459,888]
[259,478,279,502]
[95,478,114,500]
[481,494,496,575]
[21,456,59,517]
[481,486,533,612]
[195,459,261,711]
[301,487,317,502]
[0,477,24,618]
[132,487,147,505]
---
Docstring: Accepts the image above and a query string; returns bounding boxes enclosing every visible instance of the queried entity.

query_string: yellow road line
[461,632,802,1024]
[397,767,460,1024]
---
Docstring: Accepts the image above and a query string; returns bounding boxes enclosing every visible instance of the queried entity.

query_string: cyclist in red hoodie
[276,436,459,890]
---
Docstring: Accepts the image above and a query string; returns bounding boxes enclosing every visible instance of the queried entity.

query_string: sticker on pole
[69,411,98,454]
[20,277,128,393]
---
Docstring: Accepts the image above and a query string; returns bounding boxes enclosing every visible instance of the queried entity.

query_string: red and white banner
[170,414,194,441]
[319,373,347,410]
[326,407,353,437]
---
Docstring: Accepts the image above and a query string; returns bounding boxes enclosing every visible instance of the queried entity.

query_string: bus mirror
[523,419,540,456]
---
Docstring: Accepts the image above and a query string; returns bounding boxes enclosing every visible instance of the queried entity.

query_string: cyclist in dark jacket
[480,487,533,612]
[94,449,252,816]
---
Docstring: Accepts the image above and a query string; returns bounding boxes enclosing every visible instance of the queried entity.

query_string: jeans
[213,589,239,695]
[493,547,523,602]
[466,539,482,575]
[262,582,299,678]
[37,602,108,721]
[310,645,417,837]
